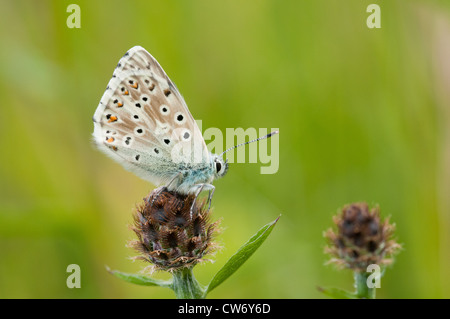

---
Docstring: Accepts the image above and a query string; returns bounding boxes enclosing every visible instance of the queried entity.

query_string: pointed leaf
[204,215,280,296]
[106,266,172,288]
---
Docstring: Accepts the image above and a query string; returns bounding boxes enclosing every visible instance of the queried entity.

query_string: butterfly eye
[215,162,222,173]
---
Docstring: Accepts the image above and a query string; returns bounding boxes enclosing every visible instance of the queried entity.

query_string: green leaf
[317,286,358,299]
[204,215,280,297]
[106,266,172,288]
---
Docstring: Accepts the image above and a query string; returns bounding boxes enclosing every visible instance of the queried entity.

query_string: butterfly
[93,46,277,211]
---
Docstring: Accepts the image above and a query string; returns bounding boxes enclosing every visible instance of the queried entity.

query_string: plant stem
[354,271,376,299]
[171,267,205,299]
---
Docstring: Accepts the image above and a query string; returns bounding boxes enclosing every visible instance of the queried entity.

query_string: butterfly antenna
[220,130,279,157]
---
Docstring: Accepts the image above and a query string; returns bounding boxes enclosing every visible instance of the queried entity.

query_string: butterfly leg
[190,183,215,217]
[166,172,184,190]
[147,172,183,206]
[207,186,215,211]
[146,186,167,207]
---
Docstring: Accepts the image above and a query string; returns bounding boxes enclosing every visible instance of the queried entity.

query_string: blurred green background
[1,0,449,298]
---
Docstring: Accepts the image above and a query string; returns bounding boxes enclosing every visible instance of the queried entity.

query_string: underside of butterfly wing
[92,46,212,189]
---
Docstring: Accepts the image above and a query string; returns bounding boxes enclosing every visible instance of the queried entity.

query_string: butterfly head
[212,154,229,179]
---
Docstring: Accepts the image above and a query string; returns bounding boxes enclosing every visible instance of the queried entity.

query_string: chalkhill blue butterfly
[92,46,277,211]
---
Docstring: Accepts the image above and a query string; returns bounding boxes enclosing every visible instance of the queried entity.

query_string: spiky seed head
[129,187,221,272]
[324,202,401,272]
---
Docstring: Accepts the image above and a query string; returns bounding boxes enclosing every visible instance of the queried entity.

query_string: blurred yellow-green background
[1,0,449,298]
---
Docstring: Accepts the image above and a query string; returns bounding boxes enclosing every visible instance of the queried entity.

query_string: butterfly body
[93,46,228,196]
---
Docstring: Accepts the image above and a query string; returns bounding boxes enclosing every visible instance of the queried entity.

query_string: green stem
[354,271,376,299]
[171,267,205,299]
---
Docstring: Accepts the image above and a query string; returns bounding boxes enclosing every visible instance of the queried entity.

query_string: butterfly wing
[93,46,210,187]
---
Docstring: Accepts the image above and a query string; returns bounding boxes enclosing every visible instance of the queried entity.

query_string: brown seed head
[324,202,401,272]
[128,187,221,272]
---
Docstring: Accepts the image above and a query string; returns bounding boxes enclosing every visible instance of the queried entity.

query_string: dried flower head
[129,187,221,272]
[324,202,401,272]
